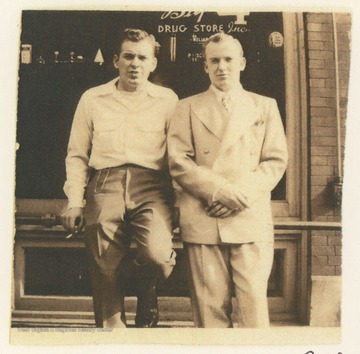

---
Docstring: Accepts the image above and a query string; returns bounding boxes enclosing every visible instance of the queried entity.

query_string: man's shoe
[135,284,159,328]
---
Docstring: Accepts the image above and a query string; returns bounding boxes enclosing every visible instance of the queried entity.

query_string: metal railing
[15,213,342,232]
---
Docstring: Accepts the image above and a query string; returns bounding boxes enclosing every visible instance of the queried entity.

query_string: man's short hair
[203,32,244,59]
[118,28,160,56]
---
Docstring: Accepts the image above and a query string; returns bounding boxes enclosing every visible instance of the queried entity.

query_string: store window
[17,11,301,213]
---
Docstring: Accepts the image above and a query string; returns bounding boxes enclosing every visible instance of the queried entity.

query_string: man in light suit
[167,32,288,328]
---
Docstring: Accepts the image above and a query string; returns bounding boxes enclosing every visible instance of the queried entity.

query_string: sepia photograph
[1,0,360,353]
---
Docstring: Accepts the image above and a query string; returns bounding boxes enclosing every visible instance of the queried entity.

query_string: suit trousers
[184,241,274,328]
[84,165,176,327]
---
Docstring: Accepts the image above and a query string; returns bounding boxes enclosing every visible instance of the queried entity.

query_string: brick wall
[306,12,351,276]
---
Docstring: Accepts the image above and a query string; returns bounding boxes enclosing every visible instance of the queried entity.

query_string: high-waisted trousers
[84,165,176,328]
[185,241,273,328]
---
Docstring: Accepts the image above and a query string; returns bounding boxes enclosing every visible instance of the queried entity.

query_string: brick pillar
[306,12,350,326]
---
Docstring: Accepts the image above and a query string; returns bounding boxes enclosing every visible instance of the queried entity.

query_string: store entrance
[14,11,301,326]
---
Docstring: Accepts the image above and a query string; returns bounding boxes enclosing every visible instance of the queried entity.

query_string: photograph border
[2,0,360,352]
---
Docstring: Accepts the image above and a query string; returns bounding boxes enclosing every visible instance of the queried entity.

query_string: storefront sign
[158,11,250,34]
[161,11,205,23]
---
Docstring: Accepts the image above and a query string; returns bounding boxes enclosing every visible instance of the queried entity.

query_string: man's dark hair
[118,28,160,56]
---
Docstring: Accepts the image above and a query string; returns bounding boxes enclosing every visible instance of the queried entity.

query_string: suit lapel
[217,89,260,155]
[191,89,225,141]
[191,88,262,167]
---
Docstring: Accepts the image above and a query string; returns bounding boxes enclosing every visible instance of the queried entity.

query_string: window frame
[272,12,308,220]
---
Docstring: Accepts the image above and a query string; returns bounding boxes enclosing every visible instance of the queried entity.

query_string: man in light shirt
[62,28,178,328]
[167,32,288,327]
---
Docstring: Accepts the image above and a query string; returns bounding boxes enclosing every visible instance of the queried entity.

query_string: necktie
[221,94,232,115]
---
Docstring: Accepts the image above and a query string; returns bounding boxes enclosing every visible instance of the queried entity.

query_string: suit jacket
[167,86,288,244]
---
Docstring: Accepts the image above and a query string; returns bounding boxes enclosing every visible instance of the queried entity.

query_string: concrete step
[12,296,300,328]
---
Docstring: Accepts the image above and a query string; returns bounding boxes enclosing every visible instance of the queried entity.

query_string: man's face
[114,39,157,92]
[204,39,246,92]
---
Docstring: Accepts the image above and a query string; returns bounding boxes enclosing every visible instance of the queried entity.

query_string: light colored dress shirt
[64,77,178,208]
[210,83,243,109]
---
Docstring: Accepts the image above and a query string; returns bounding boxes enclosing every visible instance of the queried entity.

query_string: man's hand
[61,207,85,235]
[206,202,235,218]
[212,186,247,210]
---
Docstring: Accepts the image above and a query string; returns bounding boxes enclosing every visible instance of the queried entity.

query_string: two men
[167,33,288,327]
[62,28,178,328]
[63,28,288,328]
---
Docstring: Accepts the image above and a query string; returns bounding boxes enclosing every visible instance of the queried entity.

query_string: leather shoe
[135,284,159,328]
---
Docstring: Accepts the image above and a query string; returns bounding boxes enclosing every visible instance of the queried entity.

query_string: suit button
[203,150,210,154]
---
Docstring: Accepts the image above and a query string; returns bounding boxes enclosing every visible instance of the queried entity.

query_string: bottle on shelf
[21,44,32,64]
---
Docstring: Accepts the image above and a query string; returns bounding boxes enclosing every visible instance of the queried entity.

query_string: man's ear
[150,57,158,72]
[204,61,209,74]
[240,57,246,71]
[113,54,119,69]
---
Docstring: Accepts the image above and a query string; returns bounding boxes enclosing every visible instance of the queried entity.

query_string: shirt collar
[210,83,243,103]
[95,77,163,98]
